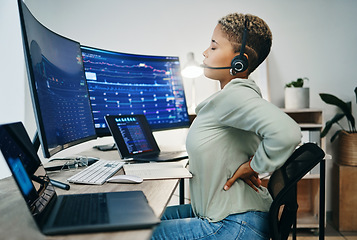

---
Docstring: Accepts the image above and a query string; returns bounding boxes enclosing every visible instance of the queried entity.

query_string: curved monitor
[18,0,97,158]
[81,46,190,137]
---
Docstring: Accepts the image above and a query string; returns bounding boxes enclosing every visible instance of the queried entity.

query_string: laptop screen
[0,122,56,221]
[116,116,153,155]
[105,115,160,158]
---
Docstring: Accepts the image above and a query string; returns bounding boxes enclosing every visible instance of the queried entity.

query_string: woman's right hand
[223,159,261,192]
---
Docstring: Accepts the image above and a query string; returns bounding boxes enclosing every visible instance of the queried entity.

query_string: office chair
[267,143,325,240]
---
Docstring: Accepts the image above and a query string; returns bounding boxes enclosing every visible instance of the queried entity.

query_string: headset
[202,18,249,75]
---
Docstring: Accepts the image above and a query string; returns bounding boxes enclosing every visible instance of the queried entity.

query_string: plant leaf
[330,129,342,142]
[319,93,355,129]
[295,78,304,87]
[320,113,345,137]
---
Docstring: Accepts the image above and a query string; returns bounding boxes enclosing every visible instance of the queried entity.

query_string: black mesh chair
[268,143,325,240]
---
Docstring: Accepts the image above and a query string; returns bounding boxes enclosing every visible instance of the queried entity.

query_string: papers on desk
[123,159,192,180]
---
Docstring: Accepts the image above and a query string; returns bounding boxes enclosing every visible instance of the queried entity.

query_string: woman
[151,13,301,240]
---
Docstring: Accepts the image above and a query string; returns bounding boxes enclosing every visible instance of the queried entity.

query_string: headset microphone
[200,64,231,69]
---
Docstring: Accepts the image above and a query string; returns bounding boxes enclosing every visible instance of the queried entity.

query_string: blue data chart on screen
[32,53,95,148]
[81,46,190,135]
[115,117,152,155]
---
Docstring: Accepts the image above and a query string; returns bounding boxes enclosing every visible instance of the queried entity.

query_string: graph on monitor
[81,46,190,136]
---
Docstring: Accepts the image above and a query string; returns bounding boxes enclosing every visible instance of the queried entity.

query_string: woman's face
[202,24,237,86]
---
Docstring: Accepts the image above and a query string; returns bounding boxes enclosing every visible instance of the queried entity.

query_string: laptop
[0,122,160,235]
[105,114,188,162]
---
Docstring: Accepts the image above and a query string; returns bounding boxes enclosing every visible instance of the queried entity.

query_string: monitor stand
[32,131,70,190]
[92,143,117,151]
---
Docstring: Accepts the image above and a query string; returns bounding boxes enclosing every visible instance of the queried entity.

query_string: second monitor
[81,46,190,137]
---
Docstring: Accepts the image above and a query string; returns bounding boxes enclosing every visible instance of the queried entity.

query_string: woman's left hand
[223,160,261,192]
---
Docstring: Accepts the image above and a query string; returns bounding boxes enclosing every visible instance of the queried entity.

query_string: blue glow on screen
[8,157,33,196]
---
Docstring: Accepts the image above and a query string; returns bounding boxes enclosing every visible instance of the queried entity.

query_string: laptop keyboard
[54,193,109,226]
[67,159,124,185]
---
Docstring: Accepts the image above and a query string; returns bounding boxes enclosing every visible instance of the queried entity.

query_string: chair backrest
[268,143,325,240]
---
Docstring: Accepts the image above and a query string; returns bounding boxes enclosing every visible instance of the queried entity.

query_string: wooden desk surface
[0,148,180,240]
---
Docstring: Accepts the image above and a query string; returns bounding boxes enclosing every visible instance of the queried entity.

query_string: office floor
[286,220,357,240]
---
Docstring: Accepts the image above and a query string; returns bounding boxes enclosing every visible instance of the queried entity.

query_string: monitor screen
[110,116,153,155]
[18,0,97,158]
[81,46,190,137]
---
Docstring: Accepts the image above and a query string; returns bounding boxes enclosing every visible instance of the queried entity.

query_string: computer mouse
[106,175,143,184]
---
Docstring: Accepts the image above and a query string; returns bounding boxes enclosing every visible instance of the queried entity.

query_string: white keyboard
[67,159,124,185]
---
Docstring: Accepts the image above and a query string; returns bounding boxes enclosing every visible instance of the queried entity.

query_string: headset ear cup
[231,18,249,74]
[231,54,248,73]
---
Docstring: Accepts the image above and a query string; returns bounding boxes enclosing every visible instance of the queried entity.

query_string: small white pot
[284,87,310,109]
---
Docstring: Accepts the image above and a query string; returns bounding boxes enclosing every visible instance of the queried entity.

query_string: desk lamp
[181,52,203,114]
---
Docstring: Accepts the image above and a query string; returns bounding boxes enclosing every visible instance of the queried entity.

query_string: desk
[0,148,181,240]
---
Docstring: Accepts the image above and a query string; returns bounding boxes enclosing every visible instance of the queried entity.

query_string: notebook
[0,122,160,235]
[123,159,192,180]
[105,115,188,162]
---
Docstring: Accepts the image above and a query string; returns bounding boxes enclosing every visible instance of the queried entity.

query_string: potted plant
[284,77,309,109]
[319,87,357,166]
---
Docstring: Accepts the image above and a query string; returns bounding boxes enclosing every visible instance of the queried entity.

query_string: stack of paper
[123,159,192,180]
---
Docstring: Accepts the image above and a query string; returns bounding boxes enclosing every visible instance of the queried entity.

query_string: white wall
[0,0,26,178]
[1,0,357,212]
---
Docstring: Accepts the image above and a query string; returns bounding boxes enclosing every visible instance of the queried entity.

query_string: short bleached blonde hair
[218,13,272,74]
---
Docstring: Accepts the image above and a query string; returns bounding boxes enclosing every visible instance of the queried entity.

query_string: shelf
[282,108,322,113]
[299,123,323,129]
[282,109,325,230]
[283,109,323,127]
[297,212,319,229]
